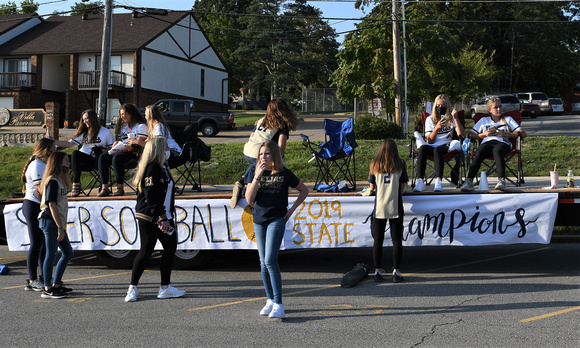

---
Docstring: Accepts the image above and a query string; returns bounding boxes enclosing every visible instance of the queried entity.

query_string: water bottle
[567,170,575,188]
[462,138,470,154]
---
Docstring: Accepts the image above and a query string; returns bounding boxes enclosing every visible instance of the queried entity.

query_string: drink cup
[127,132,136,139]
[550,171,559,189]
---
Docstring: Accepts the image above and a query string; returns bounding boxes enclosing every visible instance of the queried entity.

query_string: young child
[368,139,408,283]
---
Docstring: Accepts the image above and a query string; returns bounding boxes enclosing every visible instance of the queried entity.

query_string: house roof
[0,13,41,36]
[0,11,190,55]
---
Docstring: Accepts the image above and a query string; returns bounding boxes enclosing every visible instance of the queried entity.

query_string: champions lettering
[405,205,538,243]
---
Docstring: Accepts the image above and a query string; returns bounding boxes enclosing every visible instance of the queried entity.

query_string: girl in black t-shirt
[245,141,308,319]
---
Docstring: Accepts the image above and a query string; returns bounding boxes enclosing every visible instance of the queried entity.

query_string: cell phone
[441,115,448,121]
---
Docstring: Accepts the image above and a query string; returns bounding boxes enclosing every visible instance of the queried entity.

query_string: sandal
[97,188,110,197]
[71,183,81,197]
[113,188,125,196]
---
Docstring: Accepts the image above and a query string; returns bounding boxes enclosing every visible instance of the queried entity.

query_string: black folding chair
[301,118,358,191]
[169,124,211,194]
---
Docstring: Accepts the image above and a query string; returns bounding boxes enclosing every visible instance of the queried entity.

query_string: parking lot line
[520,306,580,323]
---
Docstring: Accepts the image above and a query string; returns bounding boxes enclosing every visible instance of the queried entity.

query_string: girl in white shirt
[51,109,114,197]
[414,94,465,192]
[461,97,527,191]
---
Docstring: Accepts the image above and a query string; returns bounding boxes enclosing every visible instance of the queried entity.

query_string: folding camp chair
[409,111,465,189]
[301,118,358,191]
[469,111,524,186]
[71,146,106,196]
[169,124,210,194]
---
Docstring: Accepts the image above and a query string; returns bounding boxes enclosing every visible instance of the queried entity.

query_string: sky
[32,0,376,43]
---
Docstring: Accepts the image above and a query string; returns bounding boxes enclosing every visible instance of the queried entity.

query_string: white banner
[4,193,557,251]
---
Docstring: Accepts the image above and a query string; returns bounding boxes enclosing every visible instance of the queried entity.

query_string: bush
[354,116,403,140]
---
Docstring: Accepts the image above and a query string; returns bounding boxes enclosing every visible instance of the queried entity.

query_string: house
[0,11,229,126]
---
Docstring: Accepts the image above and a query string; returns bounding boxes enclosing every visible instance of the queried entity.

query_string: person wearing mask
[413,94,465,192]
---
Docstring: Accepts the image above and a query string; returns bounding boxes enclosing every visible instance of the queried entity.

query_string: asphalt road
[1,243,579,347]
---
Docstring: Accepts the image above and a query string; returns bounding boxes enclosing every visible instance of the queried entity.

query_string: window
[95,55,122,71]
[173,101,186,113]
[5,58,28,72]
[200,69,205,97]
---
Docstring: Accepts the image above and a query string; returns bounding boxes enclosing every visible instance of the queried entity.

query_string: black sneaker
[41,287,68,299]
[393,272,405,283]
[55,284,73,294]
[373,272,384,282]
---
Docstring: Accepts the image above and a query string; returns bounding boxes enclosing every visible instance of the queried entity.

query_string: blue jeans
[242,155,258,183]
[254,217,286,304]
[40,218,73,288]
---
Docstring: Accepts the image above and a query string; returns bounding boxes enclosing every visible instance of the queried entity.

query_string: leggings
[71,150,97,183]
[22,199,45,280]
[98,152,138,185]
[416,145,449,179]
[130,219,177,286]
[372,216,403,270]
[467,140,511,179]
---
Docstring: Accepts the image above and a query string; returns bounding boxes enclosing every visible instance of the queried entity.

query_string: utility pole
[392,0,402,126]
[98,0,113,126]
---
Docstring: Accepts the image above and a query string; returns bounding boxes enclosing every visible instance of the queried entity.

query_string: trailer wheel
[200,122,218,137]
[94,250,138,269]
[173,250,212,269]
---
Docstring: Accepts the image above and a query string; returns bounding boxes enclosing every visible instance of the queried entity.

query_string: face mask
[62,166,70,173]
[436,106,447,116]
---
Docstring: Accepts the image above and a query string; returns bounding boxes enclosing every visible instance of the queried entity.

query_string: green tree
[0,0,37,14]
[70,1,104,16]
[235,0,338,103]
[331,1,497,117]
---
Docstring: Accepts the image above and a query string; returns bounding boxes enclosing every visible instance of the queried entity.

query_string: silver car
[470,95,521,115]
[516,92,551,114]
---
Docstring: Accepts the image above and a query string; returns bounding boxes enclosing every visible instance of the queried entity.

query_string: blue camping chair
[301,118,358,191]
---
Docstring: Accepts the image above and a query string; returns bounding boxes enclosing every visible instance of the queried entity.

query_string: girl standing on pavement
[368,138,408,283]
[245,141,309,318]
[124,136,185,302]
[231,98,301,208]
[21,138,55,291]
[38,151,74,299]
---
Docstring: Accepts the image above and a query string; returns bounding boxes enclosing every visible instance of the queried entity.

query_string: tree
[70,1,104,16]
[331,1,497,117]
[0,0,37,14]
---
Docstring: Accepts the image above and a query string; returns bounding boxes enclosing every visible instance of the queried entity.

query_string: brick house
[0,11,229,126]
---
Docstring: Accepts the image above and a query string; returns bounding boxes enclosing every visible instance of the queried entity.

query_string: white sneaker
[434,179,443,192]
[413,178,425,192]
[269,303,285,318]
[125,285,138,302]
[461,178,475,192]
[495,177,506,191]
[157,284,186,299]
[260,299,274,316]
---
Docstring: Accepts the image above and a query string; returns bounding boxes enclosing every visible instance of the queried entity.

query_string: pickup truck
[152,99,235,137]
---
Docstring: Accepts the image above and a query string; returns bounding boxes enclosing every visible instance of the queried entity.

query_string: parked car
[549,98,564,115]
[470,95,521,115]
[518,99,540,118]
[147,99,235,137]
[516,92,551,114]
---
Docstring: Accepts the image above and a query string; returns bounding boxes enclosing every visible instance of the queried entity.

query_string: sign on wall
[7,109,45,126]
